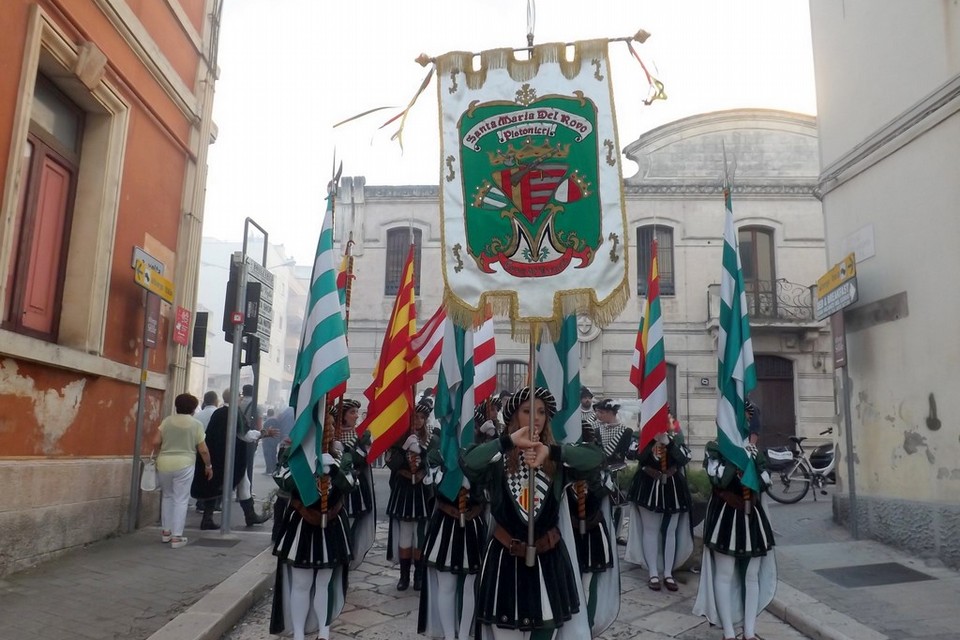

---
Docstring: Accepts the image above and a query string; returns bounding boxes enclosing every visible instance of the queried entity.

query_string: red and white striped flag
[411,304,446,378]
[473,314,496,402]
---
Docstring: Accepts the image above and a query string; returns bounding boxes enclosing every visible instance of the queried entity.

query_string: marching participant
[333,398,376,569]
[417,398,498,639]
[625,403,694,592]
[693,400,776,640]
[461,386,601,640]
[592,399,632,543]
[270,407,355,640]
[565,414,629,636]
[387,396,437,591]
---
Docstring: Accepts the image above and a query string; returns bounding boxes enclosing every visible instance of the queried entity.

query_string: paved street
[222,483,813,640]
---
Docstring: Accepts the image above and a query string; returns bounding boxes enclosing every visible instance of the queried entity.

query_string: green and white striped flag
[435,317,475,502]
[716,186,759,491]
[287,192,351,506]
[536,314,581,444]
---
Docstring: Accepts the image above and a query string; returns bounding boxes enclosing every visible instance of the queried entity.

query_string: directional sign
[815,278,858,320]
[134,258,175,303]
[131,246,164,274]
[817,253,856,298]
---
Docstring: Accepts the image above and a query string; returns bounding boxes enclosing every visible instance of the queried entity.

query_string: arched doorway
[752,355,795,449]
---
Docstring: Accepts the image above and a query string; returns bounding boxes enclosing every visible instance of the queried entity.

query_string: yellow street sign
[134,258,175,303]
[817,253,856,299]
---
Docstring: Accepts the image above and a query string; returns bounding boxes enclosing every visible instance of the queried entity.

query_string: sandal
[170,537,188,549]
[161,530,172,543]
[648,577,661,591]
[663,576,678,591]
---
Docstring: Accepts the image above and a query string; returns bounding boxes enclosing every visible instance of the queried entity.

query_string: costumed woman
[334,398,377,569]
[566,413,629,636]
[692,400,776,640]
[462,386,601,640]
[417,399,499,639]
[386,396,437,591]
[270,405,355,640]
[625,404,694,593]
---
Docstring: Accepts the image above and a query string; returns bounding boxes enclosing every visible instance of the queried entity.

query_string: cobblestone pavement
[223,522,810,640]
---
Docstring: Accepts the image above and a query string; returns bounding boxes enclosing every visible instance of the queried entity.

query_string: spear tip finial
[634,29,651,44]
[415,53,432,67]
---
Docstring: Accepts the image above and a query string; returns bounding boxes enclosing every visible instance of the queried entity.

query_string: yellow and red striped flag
[360,245,422,460]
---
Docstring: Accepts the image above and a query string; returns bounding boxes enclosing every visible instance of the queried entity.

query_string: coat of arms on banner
[437,41,629,334]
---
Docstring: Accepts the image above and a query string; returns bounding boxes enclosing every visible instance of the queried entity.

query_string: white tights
[638,508,679,579]
[713,554,761,639]
[436,571,476,639]
[289,567,333,640]
[236,474,252,501]
[398,519,416,548]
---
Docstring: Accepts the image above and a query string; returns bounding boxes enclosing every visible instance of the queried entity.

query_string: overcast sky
[201,0,817,265]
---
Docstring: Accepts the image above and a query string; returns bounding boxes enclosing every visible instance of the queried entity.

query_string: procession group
[268,385,777,640]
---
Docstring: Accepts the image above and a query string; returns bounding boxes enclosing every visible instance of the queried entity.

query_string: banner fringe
[442,277,630,343]
[435,40,609,90]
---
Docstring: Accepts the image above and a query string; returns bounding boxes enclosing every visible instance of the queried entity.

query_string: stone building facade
[334,109,835,458]
[808,1,960,567]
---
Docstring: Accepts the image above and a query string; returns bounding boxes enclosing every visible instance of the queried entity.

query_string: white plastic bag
[140,459,159,492]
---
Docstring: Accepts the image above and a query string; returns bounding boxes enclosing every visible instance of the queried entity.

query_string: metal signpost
[128,247,171,533]
[220,219,269,534]
[816,252,858,538]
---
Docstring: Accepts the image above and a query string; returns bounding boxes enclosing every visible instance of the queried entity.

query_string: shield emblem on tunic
[460,95,602,277]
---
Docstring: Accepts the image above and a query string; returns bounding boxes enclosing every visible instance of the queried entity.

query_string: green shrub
[615,462,638,491]
[685,468,711,499]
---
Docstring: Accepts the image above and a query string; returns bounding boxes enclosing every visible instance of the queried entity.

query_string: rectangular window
[496,360,527,394]
[385,227,422,296]
[637,226,675,295]
[4,77,82,340]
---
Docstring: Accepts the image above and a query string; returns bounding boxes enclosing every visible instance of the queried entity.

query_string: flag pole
[526,322,540,567]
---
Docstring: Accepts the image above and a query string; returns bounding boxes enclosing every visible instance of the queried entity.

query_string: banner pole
[526,323,540,567]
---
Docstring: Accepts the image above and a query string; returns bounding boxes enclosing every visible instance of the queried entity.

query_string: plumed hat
[593,398,621,413]
[502,386,557,425]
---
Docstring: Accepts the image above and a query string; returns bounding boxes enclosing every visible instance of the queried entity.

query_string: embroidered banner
[436,40,629,335]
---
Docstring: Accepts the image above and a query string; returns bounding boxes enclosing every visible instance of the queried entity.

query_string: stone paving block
[336,607,394,628]
[632,609,705,635]
[372,594,421,615]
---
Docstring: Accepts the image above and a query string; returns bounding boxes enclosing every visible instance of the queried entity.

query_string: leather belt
[291,497,343,527]
[713,488,751,513]
[492,524,561,558]
[436,499,483,522]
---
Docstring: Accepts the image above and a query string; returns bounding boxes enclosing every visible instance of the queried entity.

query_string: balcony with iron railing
[707,278,822,329]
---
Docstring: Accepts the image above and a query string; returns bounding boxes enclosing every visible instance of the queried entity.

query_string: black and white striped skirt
[386,480,434,521]
[628,472,690,514]
[344,468,374,517]
[475,536,580,631]
[273,504,352,569]
[702,493,775,558]
[423,507,486,575]
[570,515,613,573]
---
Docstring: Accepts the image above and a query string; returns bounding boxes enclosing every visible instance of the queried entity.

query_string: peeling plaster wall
[0,358,163,457]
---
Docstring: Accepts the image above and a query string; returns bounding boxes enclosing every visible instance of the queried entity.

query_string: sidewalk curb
[768,581,890,640]
[146,546,275,640]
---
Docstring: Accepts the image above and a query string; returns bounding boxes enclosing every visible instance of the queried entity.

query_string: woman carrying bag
[151,393,212,548]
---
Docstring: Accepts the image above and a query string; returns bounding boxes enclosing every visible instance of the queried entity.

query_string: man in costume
[579,387,595,423]
[386,396,437,591]
[270,407,355,640]
[592,398,632,544]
